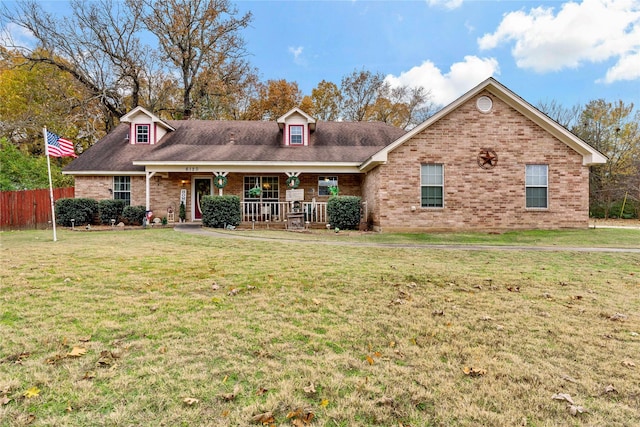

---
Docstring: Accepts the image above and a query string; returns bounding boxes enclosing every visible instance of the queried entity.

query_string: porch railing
[241,201,327,223]
[240,201,368,224]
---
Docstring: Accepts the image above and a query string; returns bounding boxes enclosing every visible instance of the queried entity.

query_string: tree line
[1,0,638,217]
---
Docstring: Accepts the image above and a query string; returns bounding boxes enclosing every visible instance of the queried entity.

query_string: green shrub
[55,198,98,226]
[327,196,361,230]
[98,199,126,224]
[122,205,146,225]
[611,199,638,219]
[201,195,241,228]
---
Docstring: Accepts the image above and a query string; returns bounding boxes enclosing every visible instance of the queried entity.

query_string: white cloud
[478,0,640,83]
[427,0,464,10]
[600,51,640,82]
[288,46,305,66]
[385,56,500,106]
[0,22,36,49]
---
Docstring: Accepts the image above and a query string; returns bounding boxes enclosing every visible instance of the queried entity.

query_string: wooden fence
[1,187,75,230]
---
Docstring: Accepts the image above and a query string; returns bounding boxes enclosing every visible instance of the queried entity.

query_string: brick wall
[75,176,146,207]
[371,91,590,232]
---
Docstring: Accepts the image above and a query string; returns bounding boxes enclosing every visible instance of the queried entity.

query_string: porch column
[145,171,156,211]
[214,171,229,196]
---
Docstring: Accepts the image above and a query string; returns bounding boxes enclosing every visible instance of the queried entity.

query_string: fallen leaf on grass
[250,411,274,424]
[67,347,87,357]
[604,384,617,394]
[561,375,578,383]
[303,383,316,395]
[228,288,240,296]
[366,355,375,365]
[219,392,236,401]
[183,397,199,406]
[622,360,636,368]
[3,352,31,364]
[507,286,520,292]
[289,410,315,426]
[82,371,96,380]
[23,386,40,399]
[463,366,486,377]
[375,396,395,406]
[291,411,314,426]
[609,313,627,321]
[46,354,65,365]
[1,396,11,405]
[569,405,587,416]
[256,387,268,396]
[551,393,575,405]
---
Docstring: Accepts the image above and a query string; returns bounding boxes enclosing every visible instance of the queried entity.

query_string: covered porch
[138,166,368,226]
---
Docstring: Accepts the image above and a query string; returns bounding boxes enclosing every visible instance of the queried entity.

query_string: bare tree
[368,83,434,130]
[573,99,640,218]
[536,99,581,129]
[2,0,151,131]
[133,0,251,119]
[340,69,385,122]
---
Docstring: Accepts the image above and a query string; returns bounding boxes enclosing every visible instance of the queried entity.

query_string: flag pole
[43,127,57,242]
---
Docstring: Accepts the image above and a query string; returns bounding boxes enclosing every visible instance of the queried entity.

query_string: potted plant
[179,201,186,222]
[248,186,262,198]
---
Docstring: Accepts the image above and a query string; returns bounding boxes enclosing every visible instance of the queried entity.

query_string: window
[136,124,150,144]
[318,176,338,196]
[244,176,279,200]
[526,164,548,208]
[289,125,303,145]
[421,164,443,208]
[113,176,131,206]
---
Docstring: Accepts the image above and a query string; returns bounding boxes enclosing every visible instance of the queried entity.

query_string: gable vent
[476,96,493,113]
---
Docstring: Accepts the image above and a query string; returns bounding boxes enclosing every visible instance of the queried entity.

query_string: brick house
[64,78,606,231]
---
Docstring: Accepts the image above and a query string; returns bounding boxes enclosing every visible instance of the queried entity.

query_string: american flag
[46,131,77,158]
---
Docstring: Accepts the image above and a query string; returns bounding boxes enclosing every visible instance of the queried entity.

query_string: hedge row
[327,196,362,230]
[55,198,147,226]
[201,195,241,228]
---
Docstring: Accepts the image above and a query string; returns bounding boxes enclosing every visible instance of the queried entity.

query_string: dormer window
[136,124,150,144]
[289,125,303,145]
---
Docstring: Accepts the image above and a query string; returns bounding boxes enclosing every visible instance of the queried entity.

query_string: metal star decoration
[477,149,498,169]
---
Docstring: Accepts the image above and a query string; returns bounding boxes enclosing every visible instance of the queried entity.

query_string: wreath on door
[214,175,228,188]
[286,176,300,189]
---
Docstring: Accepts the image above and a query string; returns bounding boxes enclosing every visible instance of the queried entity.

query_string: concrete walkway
[174,224,640,254]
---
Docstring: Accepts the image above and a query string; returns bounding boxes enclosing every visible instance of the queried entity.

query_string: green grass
[0,228,639,426]
[220,226,640,248]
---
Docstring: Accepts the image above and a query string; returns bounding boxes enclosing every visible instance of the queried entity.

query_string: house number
[185,167,199,172]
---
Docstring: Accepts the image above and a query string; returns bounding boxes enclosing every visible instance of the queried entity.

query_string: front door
[193,177,212,220]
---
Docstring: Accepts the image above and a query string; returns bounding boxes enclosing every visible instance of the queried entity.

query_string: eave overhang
[132,161,363,174]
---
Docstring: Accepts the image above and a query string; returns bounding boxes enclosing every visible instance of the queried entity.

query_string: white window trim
[525,164,549,209]
[135,124,150,144]
[289,125,304,145]
[420,164,444,208]
[113,176,131,206]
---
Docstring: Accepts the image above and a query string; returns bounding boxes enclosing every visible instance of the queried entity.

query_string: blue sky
[3,0,640,110]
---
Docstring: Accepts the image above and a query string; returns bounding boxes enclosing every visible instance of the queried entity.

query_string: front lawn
[1,229,638,426]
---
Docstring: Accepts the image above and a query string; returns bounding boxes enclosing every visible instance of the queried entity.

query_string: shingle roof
[64,120,405,173]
